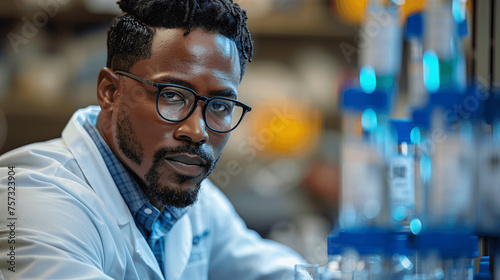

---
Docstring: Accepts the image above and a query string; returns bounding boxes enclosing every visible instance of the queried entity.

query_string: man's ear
[97,67,121,112]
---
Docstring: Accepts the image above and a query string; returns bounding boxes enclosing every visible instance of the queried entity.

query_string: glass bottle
[388,119,417,232]
[339,87,390,230]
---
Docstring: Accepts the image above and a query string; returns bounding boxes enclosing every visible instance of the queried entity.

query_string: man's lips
[165,154,207,165]
[164,153,208,177]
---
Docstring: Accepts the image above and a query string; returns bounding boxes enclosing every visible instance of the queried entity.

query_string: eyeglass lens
[157,86,244,132]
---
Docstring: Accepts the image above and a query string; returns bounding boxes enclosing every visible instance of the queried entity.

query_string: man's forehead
[140,27,240,80]
[150,28,237,58]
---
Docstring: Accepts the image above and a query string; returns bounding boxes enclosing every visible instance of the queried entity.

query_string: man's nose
[173,105,209,144]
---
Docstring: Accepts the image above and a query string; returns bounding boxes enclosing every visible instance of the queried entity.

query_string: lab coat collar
[62,106,131,226]
[62,106,165,279]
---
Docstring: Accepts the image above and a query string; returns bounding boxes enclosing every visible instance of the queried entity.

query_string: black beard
[116,106,144,165]
[115,102,221,208]
[142,146,220,208]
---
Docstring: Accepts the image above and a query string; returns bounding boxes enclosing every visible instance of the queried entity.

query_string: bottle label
[389,156,415,221]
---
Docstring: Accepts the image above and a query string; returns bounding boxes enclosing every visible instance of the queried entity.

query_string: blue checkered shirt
[83,119,187,274]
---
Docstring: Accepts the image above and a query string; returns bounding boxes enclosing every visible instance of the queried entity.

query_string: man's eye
[210,100,233,113]
[161,91,185,102]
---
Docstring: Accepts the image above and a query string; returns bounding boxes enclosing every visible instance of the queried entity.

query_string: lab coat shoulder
[0,140,130,279]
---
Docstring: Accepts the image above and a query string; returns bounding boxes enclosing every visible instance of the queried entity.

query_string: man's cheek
[214,138,229,158]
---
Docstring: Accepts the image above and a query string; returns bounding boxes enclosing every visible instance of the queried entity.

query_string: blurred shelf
[246,2,355,40]
[0,1,355,39]
[0,11,115,24]
[0,95,80,154]
[0,1,118,24]
[1,95,79,119]
[0,111,71,154]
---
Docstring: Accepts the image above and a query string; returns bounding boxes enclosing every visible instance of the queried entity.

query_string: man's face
[110,28,241,208]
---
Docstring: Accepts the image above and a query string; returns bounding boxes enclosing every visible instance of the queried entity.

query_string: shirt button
[144,208,153,215]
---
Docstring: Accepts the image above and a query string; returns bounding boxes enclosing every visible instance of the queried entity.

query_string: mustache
[152,145,214,167]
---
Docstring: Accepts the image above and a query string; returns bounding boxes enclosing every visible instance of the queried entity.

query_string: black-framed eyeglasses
[115,70,252,133]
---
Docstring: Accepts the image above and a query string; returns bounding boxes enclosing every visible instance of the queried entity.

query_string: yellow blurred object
[332,0,367,25]
[332,0,427,24]
[249,97,322,159]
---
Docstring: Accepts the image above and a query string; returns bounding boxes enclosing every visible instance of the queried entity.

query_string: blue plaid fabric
[83,119,187,274]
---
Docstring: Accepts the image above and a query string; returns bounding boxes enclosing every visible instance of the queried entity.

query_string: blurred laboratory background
[0,0,499,271]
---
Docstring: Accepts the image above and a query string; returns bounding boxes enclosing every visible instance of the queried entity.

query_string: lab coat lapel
[164,215,192,280]
[62,107,131,226]
[62,107,164,279]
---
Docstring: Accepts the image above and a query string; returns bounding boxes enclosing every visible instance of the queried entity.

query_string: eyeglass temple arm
[115,70,155,87]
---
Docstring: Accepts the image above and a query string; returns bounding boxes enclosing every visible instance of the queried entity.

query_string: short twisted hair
[107,0,253,81]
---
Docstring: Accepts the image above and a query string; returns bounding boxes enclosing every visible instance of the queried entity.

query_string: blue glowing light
[452,0,466,23]
[410,127,421,144]
[423,50,440,93]
[361,108,378,131]
[410,218,422,235]
[360,65,377,94]
[392,206,407,221]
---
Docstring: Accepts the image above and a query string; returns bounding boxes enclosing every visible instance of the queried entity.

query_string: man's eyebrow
[158,77,238,99]
[158,77,193,89]
[209,90,237,99]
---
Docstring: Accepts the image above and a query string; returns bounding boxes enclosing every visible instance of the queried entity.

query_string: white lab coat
[0,106,304,280]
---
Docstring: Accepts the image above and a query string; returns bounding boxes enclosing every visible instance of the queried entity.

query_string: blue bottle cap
[416,232,453,258]
[483,90,500,125]
[338,229,387,256]
[428,90,465,109]
[327,235,343,255]
[463,83,486,120]
[411,88,473,131]
[340,87,390,113]
[432,84,487,122]
[405,13,423,40]
[390,119,414,144]
[387,231,414,256]
[411,104,432,131]
[475,256,492,280]
[463,235,479,258]
[416,232,478,258]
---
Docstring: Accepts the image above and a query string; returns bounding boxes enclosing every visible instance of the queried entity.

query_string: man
[0,0,305,279]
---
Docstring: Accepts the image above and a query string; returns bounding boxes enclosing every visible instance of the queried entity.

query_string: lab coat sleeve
[205,183,306,280]
[0,162,113,279]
